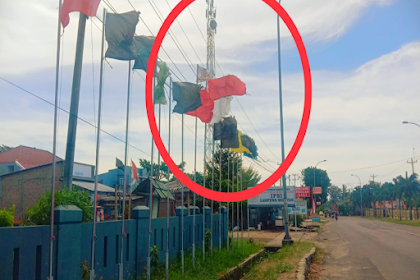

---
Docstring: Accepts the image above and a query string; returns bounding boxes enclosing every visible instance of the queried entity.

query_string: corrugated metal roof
[73,180,115,193]
[132,178,174,200]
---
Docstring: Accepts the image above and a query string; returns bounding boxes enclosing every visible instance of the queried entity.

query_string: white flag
[197,65,214,83]
[210,96,233,124]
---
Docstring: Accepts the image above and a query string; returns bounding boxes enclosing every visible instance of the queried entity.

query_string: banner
[295,187,310,197]
[313,187,322,195]
[248,187,295,207]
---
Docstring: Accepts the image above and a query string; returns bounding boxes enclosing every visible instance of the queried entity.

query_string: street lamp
[351,174,363,217]
[402,121,420,128]
[312,160,327,215]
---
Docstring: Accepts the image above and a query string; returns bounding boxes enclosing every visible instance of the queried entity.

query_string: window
[8,165,14,173]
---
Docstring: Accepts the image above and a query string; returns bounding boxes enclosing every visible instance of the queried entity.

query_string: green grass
[243,242,314,280]
[317,226,323,234]
[365,217,420,227]
[319,220,328,224]
[141,242,264,280]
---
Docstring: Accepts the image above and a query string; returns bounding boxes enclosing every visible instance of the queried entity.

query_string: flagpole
[202,123,207,260]
[247,204,250,243]
[49,1,62,279]
[181,113,185,273]
[219,145,222,252]
[193,116,198,268]
[165,77,172,279]
[232,158,234,252]
[237,160,239,248]
[211,138,215,255]
[277,0,292,244]
[119,60,132,280]
[89,8,106,280]
[147,73,157,280]
[241,154,244,249]
[227,150,230,252]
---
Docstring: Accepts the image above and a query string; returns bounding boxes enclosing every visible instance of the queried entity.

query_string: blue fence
[0,205,228,280]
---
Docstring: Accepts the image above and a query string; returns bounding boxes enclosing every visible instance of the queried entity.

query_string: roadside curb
[296,246,317,280]
[219,249,266,280]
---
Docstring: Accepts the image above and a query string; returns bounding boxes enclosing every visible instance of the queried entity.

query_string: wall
[0,162,23,177]
[365,207,420,220]
[0,205,228,280]
[0,162,65,220]
[98,167,146,189]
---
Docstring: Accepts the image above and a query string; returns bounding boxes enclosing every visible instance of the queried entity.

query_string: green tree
[328,185,342,205]
[301,167,331,209]
[24,188,93,225]
[0,145,13,153]
[0,205,15,227]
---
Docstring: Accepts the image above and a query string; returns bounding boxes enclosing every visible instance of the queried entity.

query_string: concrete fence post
[54,205,83,280]
[132,206,150,277]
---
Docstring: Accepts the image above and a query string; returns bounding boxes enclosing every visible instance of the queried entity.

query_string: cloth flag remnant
[240,134,258,159]
[208,75,246,100]
[210,97,233,124]
[186,90,214,123]
[60,0,101,28]
[116,158,124,170]
[172,82,203,114]
[131,160,140,185]
[231,131,251,155]
[153,61,170,105]
[105,11,140,61]
[132,35,155,71]
[214,117,240,149]
[197,65,214,83]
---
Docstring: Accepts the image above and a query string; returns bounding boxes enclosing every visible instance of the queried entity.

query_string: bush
[23,188,93,225]
[289,214,304,228]
[0,205,15,227]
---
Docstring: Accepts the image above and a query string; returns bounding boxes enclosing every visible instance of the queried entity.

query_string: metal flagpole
[211,139,215,255]
[227,151,230,252]
[247,205,250,243]
[181,114,185,273]
[237,160,239,248]
[165,78,172,279]
[277,0,292,244]
[193,116,198,268]
[119,60,132,280]
[219,145,222,252]
[89,8,106,280]
[202,124,207,260]
[241,154,243,249]
[232,159,234,252]
[147,73,157,280]
[49,1,62,279]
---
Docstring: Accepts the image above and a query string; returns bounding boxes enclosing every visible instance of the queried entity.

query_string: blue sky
[0,0,419,190]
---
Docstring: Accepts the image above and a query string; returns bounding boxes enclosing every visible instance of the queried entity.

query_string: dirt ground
[246,230,283,244]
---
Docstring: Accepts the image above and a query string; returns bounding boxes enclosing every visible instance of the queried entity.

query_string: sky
[0,0,419,193]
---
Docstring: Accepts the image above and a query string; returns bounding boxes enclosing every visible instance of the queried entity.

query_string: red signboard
[313,187,322,195]
[295,187,310,197]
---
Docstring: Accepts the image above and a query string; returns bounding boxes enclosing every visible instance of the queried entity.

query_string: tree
[301,167,331,209]
[0,205,15,227]
[139,159,184,180]
[23,188,93,225]
[0,145,13,153]
[400,172,419,220]
[328,185,342,206]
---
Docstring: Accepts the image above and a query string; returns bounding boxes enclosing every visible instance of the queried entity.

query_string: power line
[0,76,153,159]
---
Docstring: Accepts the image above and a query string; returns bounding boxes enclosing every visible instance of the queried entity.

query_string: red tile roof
[0,145,63,169]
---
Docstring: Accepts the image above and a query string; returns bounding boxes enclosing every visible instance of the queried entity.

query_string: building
[169,180,193,210]
[0,145,62,176]
[0,146,115,221]
[132,178,175,218]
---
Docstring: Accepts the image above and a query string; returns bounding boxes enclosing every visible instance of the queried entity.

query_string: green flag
[105,11,140,61]
[154,61,170,105]
[132,35,155,71]
[172,82,203,114]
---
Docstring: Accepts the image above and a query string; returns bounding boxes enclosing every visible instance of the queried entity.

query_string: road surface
[319,217,420,280]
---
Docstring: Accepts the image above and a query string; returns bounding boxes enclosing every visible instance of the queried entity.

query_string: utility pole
[292,174,299,187]
[370,174,376,183]
[408,158,417,175]
[287,174,291,187]
[63,14,87,189]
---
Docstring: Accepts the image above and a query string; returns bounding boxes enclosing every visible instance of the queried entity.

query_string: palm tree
[393,175,405,220]
[401,173,420,220]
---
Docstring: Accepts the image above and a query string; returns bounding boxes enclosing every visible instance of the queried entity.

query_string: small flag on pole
[197,65,214,83]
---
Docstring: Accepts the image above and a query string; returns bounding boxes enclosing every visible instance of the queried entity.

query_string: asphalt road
[319,217,420,280]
